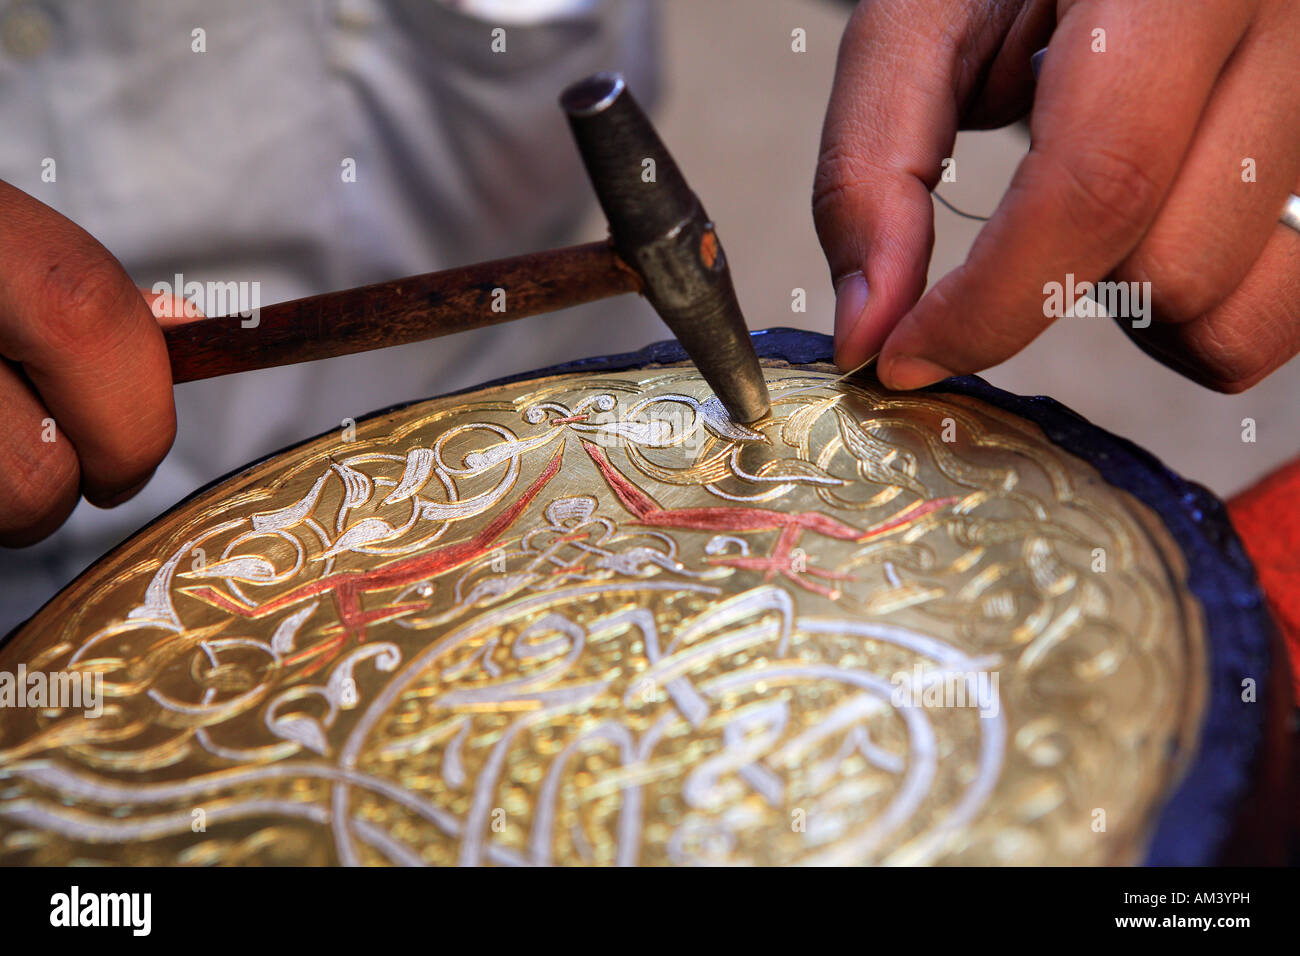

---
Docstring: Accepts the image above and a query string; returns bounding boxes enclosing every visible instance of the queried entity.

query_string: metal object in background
[1281,193,1300,236]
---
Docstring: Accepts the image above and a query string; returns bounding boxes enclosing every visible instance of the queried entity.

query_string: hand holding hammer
[0,73,767,548]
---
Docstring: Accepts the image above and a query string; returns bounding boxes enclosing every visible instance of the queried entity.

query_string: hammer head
[560,73,770,423]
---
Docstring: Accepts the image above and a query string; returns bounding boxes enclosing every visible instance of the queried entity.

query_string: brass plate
[0,363,1204,865]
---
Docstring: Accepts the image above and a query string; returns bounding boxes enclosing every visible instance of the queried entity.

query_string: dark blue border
[3,328,1272,865]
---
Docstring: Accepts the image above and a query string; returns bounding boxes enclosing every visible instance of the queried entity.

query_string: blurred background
[0,0,1296,631]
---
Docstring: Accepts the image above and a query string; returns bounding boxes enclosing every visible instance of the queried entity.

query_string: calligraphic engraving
[0,364,1204,865]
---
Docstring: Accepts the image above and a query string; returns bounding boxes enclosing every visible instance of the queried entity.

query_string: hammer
[162,73,771,423]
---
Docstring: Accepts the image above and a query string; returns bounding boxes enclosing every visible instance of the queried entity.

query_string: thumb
[139,286,206,327]
[813,0,1017,370]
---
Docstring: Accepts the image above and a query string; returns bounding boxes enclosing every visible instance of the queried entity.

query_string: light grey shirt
[0,0,662,632]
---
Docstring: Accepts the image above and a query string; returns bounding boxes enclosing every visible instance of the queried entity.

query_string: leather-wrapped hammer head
[560,73,770,423]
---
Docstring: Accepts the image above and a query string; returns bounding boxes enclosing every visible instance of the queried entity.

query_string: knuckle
[31,254,136,358]
[1180,323,1281,393]
[1194,363,1263,394]
[813,138,879,224]
[94,410,175,492]
[135,415,177,475]
[1120,246,1225,324]
[813,132,931,254]
[1052,144,1163,240]
[1204,355,1276,396]
[1212,378,1254,395]
[0,437,79,536]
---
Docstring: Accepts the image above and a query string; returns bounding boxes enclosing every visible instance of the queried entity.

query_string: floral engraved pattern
[0,365,1204,865]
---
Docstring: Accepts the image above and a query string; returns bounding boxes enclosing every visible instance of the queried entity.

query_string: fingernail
[881,355,953,391]
[1030,46,1048,81]
[833,271,869,343]
[142,289,204,322]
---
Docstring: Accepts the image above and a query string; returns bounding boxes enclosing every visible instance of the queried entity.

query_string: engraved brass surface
[0,363,1205,865]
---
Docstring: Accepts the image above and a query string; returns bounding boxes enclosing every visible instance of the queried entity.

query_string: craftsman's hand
[0,180,177,545]
[815,0,1300,391]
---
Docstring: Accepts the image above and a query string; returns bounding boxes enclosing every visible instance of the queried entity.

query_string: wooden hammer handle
[163,240,642,384]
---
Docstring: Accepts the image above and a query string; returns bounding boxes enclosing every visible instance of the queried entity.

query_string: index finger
[876,0,1255,389]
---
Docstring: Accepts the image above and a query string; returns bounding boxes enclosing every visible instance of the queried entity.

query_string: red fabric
[1228,459,1300,703]
[1227,459,1300,863]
